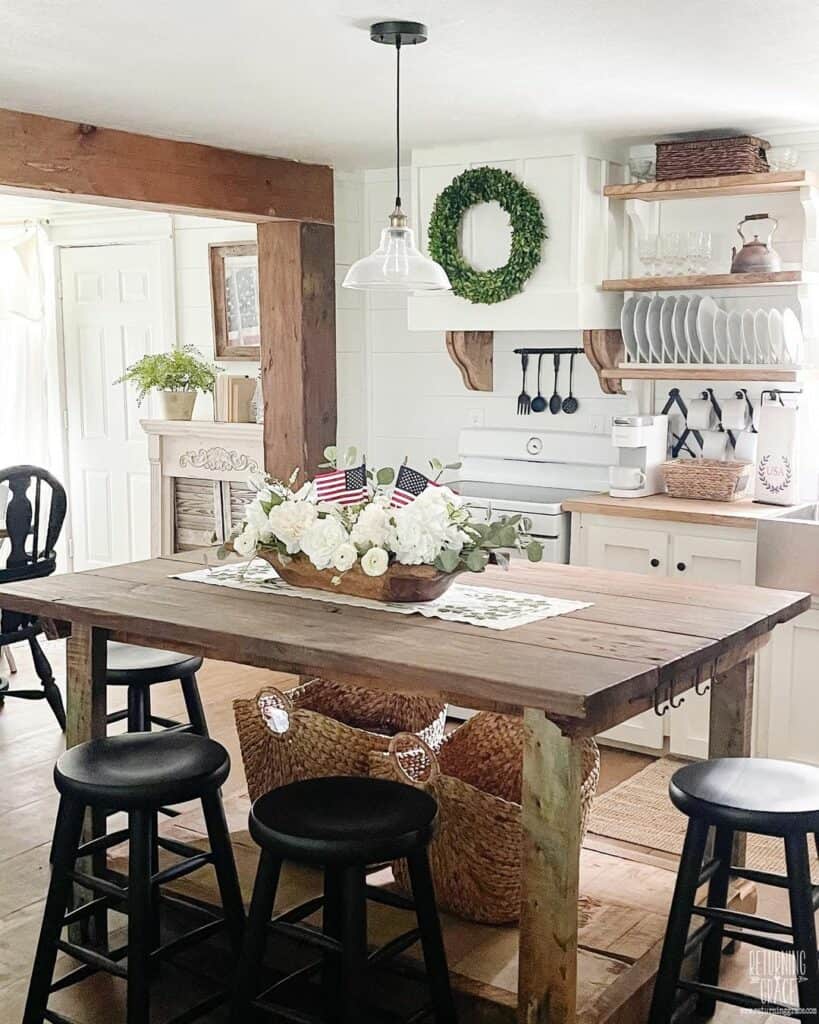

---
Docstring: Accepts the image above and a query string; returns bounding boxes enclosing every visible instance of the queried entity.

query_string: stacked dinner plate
[620,295,804,367]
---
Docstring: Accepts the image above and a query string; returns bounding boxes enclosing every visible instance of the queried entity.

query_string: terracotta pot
[158,390,197,421]
[255,549,461,603]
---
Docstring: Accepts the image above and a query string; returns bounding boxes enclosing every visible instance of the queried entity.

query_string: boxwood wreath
[428,166,546,304]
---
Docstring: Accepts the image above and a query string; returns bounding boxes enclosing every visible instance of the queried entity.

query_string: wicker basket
[656,135,769,181]
[369,713,600,925]
[661,459,753,502]
[234,679,447,802]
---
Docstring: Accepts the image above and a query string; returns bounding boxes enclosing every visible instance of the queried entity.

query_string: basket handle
[256,686,295,736]
[388,731,441,785]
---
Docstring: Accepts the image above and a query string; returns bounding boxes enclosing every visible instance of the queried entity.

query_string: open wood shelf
[602,270,815,292]
[604,170,817,202]
[602,365,807,382]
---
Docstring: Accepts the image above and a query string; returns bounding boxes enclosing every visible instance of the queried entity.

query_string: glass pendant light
[342,21,451,293]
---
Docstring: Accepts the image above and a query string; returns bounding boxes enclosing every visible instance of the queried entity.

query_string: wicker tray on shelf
[661,458,753,502]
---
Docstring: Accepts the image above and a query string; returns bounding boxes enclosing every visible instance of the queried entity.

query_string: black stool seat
[105,641,203,686]
[670,757,819,836]
[55,732,229,809]
[251,776,438,865]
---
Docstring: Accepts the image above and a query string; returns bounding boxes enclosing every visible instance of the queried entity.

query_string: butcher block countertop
[562,492,809,529]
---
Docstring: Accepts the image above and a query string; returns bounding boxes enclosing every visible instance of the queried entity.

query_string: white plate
[660,296,677,362]
[713,308,729,364]
[755,308,772,363]
[782,308,804,365]
[672,295,690,362]
[646,296,664,362]
[768,309,784,365]
[726,310,743,363]
[685,295,703,362]
[696,296,720,364]
[634,296,653,363]
[741,309,758,363]
[620,295,640,362]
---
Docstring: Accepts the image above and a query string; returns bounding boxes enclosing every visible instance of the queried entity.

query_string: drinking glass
[660,232,685,276]
[686,231,712,274]
[637,235,660,276]
[628,157,655,183]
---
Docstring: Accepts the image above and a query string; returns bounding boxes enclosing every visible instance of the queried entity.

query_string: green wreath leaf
[427,166,547,304]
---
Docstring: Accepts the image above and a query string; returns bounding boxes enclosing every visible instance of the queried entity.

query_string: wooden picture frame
[209,242,261,360]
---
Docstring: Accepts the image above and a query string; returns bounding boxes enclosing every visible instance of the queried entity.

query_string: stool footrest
[164,990,228,1024]
[730,864,791,891]
[152,852,212,886]
[44,1010,83,1024]
[56,940,128,979]
[690,904,792,935]
[721,927,796,955]
[62,896,112,927]
[153,918,225,962]
[149,714,186,729]
[682,920,713,958]
[76,827,130,858]
[67,869,127,902]
[268,919,343,953]
[156,834,205,859]
[368,928,422,967]
[677,978,800,1017]
[250,998,321,1024]
[697,857,722,886]
[366,884,416,912]
[50,944,129,993]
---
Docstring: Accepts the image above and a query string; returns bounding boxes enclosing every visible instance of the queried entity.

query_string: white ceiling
[4,0,819,169]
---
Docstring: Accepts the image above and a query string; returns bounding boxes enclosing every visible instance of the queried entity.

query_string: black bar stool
[650,757,819,1023]
[231,776,457,1024]
[24,732,246,1024]
[105,641,208,735]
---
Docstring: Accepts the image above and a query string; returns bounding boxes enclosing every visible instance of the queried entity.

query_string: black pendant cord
[395,38,402,209]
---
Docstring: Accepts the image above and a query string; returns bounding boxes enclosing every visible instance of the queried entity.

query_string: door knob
[677,561,687,572]
[650,557,660,568]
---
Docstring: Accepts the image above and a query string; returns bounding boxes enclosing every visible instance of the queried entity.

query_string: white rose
[361,547,389,576]
[332,542,358,572]
[233,526,259,558]
[350,502,390,550]
[300,516,350,571]
[245,499,274,541]
[267,501,318,554]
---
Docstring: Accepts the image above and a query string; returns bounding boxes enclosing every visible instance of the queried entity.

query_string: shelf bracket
[582,329,624,395]
[445,331,493,392]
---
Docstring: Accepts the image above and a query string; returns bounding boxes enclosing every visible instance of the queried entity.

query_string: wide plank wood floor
[0,638,790,1023]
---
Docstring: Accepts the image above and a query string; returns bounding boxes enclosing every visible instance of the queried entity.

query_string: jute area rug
[588,756,819,882]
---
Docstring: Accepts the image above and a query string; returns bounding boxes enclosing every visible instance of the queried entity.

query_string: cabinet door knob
[677,561,687,572]
[650,557,660,568]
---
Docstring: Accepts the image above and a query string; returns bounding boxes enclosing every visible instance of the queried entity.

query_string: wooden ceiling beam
[0,107,333,223]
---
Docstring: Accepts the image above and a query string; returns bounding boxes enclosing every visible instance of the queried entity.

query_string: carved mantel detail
[179,447,260,473]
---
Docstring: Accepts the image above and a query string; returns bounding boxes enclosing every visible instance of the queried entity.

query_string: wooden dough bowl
[256,549,461,603]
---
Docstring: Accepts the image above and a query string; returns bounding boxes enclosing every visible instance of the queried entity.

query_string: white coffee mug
[609,465,646,490]
[701,431,729,460]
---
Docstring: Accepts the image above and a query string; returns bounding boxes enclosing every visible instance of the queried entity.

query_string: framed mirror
[209,242,261,359]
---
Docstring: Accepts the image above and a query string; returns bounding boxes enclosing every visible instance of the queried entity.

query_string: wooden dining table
[0,551,809,1023]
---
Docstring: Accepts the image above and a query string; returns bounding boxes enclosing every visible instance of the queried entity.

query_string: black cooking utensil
[548,352,562,414]
[561,352,579,414]
[531,353,547,413]
[516,352,531,415]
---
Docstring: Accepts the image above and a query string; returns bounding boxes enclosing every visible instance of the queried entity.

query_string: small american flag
[390,465,438,508]
[314,464,368,506]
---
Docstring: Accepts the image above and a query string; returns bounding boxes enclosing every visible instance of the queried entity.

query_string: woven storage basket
[369,713,600,925]
[656,135,769,181]
[661,458,753,502]
[234,679,447,802]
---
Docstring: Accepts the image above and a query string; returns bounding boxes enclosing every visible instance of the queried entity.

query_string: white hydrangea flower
[350,502,390,550]
[388,486,468,565]
[361,547,389,576]
[244,499,274,541]
[332,542,358,572]
[233,526,259,558]
[267,501,318,554]
[300,516,350,571]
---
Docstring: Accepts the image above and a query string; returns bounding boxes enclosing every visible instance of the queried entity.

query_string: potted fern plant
[115,346,219,420]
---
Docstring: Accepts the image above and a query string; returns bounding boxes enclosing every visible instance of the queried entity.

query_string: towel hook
[695,679,711,696]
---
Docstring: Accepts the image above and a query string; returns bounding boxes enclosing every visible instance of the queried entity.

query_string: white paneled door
[60,243,166,570]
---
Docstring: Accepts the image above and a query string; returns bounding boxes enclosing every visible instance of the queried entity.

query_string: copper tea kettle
[730,213,781,273]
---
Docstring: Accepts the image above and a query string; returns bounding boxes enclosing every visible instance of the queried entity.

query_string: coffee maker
[609,415,669,498]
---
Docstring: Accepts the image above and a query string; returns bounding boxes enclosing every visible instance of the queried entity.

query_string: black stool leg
[785,833,819,1016]
[128,808,153,1024]
[231,850,282,1023]
[23,797,85,1024]
[127,685,151,732]
[180,674,209,736]
[406,851,457,1024]
[29,635,66,731]
[201,792,245,954]
[648,817,710,1024]
[338,865,367,1024]
[322,869,343,1023]
[695,826,734,1019]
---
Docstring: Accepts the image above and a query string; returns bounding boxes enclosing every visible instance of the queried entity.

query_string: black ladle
[549,352,562,414]
[562,352,579,414]
[531,353,547,413]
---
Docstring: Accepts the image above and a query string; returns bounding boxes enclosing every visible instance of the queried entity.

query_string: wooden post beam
[258,221,337,480]
[0,107,333,223]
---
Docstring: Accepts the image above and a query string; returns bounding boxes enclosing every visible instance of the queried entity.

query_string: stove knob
[526,436,543,456]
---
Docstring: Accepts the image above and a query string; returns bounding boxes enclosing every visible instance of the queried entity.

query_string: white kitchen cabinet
[584,523,668,576]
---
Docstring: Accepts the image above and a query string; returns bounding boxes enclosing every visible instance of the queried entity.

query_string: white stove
[452,427,614,564]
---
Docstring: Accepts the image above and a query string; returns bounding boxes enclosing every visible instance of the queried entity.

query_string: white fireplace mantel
[142,419,264,556]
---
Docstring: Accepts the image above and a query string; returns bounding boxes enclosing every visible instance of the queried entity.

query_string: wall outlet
[468,408,485,427]
[589,414,613,435]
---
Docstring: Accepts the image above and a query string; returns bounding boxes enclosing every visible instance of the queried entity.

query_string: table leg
[66,623,109,945]
[518,708,584,1024]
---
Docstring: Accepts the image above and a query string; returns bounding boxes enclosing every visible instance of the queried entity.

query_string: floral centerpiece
[223,447,543,603]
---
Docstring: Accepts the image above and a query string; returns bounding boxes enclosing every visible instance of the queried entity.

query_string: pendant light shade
[342,22,451,294]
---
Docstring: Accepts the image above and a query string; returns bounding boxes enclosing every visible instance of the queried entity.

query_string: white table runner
[173,558,591,631]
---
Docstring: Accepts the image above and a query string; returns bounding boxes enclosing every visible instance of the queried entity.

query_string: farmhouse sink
[757,503,819,595]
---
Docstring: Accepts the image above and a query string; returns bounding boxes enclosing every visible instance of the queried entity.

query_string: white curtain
[0,226,50,470]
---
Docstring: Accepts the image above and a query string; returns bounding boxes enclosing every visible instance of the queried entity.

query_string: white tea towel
[754,403,799,505]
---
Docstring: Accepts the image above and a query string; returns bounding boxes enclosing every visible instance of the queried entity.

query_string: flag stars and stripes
[314,464,368,506]
[390,465,438,508]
